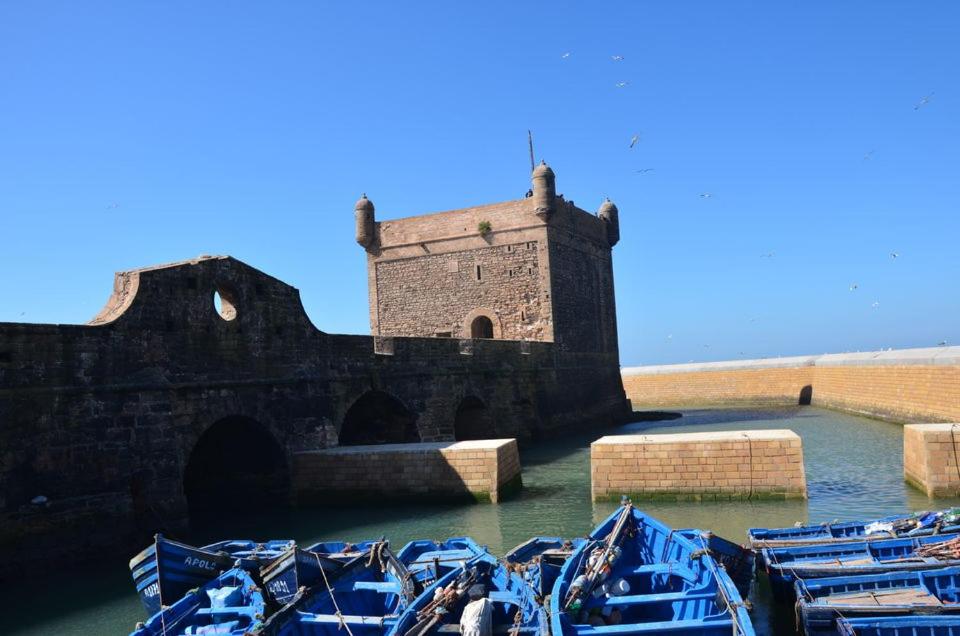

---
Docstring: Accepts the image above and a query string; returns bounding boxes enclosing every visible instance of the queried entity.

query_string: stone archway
[454,396,493,440]
[339,390,419,446]
[462,307,502,339]
[471,316,494,339]
[183,416,289,515]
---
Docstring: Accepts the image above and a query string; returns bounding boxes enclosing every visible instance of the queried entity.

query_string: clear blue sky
[1,2,957,366]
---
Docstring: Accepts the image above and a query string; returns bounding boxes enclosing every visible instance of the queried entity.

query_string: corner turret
[598,198,620,247]
[355,194,376,250]
[531,161,556,221]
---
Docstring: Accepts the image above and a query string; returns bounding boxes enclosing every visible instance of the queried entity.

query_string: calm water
[4,406,958,635]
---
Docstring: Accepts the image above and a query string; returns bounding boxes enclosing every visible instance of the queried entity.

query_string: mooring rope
[317,550,356,636]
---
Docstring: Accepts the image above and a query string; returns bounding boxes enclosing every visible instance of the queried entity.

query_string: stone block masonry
[903,424,960,497]
[591,429,807,502]
[292,439,522,504]
[622,346,960,423]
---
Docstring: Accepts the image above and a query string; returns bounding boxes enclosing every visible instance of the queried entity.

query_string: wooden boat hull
[797,567,960,636]
[549,505,755,636]
[130,567,266,636]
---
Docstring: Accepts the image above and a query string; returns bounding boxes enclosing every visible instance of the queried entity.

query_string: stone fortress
[0,163,631,577]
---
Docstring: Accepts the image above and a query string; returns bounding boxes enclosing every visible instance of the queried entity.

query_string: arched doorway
[183,416,289,515]
[454,396,492,441]
[339,391,419,446]
[470,315,494,339]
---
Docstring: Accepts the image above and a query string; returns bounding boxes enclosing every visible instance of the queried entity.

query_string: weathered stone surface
[904,423,960,497]
[591,429,807,501]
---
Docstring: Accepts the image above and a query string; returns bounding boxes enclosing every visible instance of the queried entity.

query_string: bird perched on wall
[629,134,640,148]
[914,92,934,110]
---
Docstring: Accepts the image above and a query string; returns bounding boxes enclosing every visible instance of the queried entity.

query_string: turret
[531,161,556,220]
[355,193,376,250]
[598,198,620,247]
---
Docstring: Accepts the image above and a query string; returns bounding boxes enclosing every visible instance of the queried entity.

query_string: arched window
[470,315,494,339]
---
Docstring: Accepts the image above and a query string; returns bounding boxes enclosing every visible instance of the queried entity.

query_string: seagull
[106,202,119,209]
[914,92,934,110]
[872,301,880,309]
[615,81,629,88]
[634,168,655,174]
[666,334,673,340]
[760,252,775,258]
[890,251,899,259]
[939,341,948,346]
[611,55,624,62]
[561,52,571,59]
[19,311,25,316]
[849,283,858,291]
[629,134,640,148]
[700,193,712,199]
[863,150,875,161]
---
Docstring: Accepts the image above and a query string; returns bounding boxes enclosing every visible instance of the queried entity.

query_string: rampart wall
[622,347,960,422]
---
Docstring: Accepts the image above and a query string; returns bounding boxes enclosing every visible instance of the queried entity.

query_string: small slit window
[475,265,482,281]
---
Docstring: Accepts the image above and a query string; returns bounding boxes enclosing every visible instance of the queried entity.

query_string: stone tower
[357,163,621,354]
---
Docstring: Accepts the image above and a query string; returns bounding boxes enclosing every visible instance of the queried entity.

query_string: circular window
[213,286,238,321]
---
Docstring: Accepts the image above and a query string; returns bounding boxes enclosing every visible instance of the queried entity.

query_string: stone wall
[623,347,960,423]
[292,439,522,503]
[591,429,807,501]
[903,423,960,497]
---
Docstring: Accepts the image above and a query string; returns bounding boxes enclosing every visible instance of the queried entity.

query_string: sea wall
[292,439,522,503]
[591,429,806,501]
[903,424,960,497]
[623,346,960,423]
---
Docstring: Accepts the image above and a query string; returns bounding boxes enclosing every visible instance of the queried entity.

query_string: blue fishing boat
[764,534,960,602]
[550,504,755,636]
[130,567,266,636]
[261,546,354,606]
[749,509,960,553]
[837,615,960,635]
[505,537,586,600]
[304,540,385,563]
[259,538,485,635]
[796,567,960,636]
[677,529,756,599]
[130,534,295,616]
[392,551,547,636]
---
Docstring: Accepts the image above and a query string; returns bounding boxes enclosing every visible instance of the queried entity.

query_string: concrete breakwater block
[591,429,807,501]
[904,424,960,497]
[292,439,522,504]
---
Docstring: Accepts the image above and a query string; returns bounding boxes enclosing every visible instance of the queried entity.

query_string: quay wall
[622,347,960,422]
[903,424,960,497]
[591,429,807,501]
[292,439,522,504]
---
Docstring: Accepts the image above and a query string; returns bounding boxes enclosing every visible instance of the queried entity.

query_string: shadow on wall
[454,396,492,440]
[799,385,813,406]
[339,390,420,445]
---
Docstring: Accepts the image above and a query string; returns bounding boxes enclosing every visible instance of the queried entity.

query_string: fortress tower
[356,162,621,355]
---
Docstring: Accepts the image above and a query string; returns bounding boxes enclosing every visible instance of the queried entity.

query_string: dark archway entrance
[183,416,289,516]
[454,396,492,441]
[471,315,494,339]
[339,391,419,446]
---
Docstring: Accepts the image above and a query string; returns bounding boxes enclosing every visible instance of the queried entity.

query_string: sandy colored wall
[591,429,806,501]
[623,347,960,423]
[292,439,522,504]
[903,424,960,497]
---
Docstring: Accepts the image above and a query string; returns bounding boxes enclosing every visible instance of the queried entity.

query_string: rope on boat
[316,550,356,636]
[694,534,750,636]
[562,504,633,612]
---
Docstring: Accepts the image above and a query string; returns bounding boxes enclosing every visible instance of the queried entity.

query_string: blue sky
[1,2,957,366]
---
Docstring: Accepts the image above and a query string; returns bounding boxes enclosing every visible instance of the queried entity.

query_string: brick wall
[622,347,960,423]
[591,429,807,501]
[903,424,960,497]
[292,439,522,504]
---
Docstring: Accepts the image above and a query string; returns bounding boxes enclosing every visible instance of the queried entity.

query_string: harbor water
[3,405,958,635]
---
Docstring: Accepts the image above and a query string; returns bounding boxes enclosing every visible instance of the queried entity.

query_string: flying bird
[914,92,934,110]
[615,81,629,88]
[700,193,712,199]
[629,134,640,148]
[863,150,875,161]
[849,283,858,291]
[760,252,775,258]
[939,341,949,346]
[561,52,571,59]
[890,251,899,259]
[871,301,880,309]
[106,202,119,209]
[611,55,624,62]
[634,168,655,174]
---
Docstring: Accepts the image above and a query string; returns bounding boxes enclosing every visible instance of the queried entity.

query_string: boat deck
[820,587,941,607]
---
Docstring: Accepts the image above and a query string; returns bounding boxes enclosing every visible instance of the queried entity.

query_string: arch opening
[454,396,492,441]
[470,315,494,339]
[183,416,289,516]
[339,391,419,446]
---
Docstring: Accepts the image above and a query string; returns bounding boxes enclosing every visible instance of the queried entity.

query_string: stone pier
[292,439,522,504]
[591,429,807,501]
[904,423,960,497]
